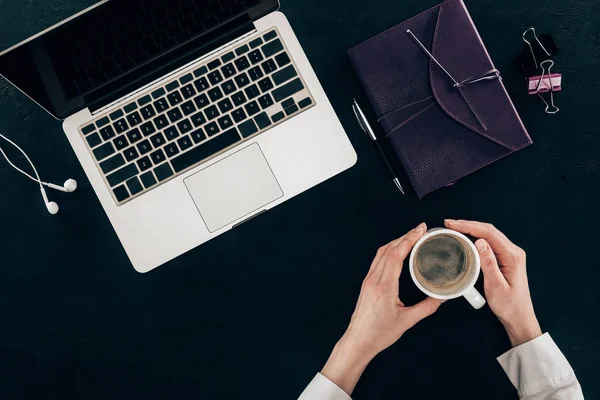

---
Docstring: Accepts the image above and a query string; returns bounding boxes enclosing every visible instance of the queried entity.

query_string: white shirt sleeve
[497,333,584,400]
[298,373,352,400]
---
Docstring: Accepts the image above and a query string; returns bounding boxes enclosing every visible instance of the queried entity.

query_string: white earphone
[0,133,77,214]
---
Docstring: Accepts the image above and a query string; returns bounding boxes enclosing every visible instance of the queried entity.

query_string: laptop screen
[0,0,278,119]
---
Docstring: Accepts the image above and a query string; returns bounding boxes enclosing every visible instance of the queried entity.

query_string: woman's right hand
[445,219,542,347]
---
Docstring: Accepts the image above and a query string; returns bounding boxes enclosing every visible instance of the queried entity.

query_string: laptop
[0,0,356,272]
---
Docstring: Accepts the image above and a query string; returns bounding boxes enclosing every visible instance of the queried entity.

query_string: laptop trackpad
[184,144,283,232]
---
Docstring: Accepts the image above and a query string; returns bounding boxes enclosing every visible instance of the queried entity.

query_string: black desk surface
[1,0,599,398]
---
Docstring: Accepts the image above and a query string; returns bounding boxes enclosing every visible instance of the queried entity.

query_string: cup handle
[463,287,486,309]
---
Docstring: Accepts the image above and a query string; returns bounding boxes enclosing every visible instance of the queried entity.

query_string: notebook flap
[429,0,531,151]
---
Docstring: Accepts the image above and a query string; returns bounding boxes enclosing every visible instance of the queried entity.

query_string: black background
[1,0,599,399]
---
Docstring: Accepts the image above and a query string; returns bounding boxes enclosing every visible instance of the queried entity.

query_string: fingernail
[445,219,456,225]
[415,223,426,233]
[476,240,488,254]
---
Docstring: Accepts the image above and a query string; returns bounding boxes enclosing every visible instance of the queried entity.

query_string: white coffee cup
[409,228,486,309]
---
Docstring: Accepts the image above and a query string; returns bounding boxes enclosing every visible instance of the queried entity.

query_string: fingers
[379,223,427,285]
[475,239,507,288]
[364,234,406,282]
[405,297,443,327]
[444,220,519,266]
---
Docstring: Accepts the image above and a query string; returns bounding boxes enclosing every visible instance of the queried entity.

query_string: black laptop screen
[0,0,278,119]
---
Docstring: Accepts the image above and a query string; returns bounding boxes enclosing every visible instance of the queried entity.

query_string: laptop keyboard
[78,28,315,205]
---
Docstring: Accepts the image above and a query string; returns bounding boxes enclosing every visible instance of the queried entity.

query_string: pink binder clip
[526,60,560,114]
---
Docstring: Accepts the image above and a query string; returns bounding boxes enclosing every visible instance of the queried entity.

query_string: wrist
[503,317,542,347]
[321,336,375,395]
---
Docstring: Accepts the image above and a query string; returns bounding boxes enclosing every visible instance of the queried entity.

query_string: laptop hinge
[90,21,256,116]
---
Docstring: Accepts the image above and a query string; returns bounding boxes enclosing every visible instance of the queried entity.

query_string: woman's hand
[321,223,443,395]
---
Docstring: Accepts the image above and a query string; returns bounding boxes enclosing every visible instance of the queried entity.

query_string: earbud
[40,187,59,215]
[46,179,78,193]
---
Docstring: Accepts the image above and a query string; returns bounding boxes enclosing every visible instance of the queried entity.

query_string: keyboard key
[167,108,183,123]
[258,77,274,92]
[150,149,166,164]
[177,119,192,134]
[150,132,165,148]
[235,45,249,55]
[113,135,129,150]
[191,111,206,127]
[138,95,152,106]
[218,115,233,130]
[126,177,143,195]
[245,101,260,116]
[137,139,153,155]
[208,59,222,70]
[167,92,183,106]
[181,84,196,99]
[221,63,236,78]
[171,128,241,173]
[218,98,233,113]
[222,52,235,62]
[140,105,156,119]
[113,185,129,202]
[107,163,138,187]
[154,163,174,182]
[262,38,283,57]
[234,56,250,71]
[100,153,125,174]
[272,78,304,102]
[248,49,264,64]
[234,74,250,91]
[82,124,95,135]
[191,128,206,143]
[140,171,157,188]
[261,59,278,74]
[93,142,115,161]
[282,98,295,109]
[285,104,299,115]
[194,93,210,109]
[205,105,220,120]
[100,126,116,141]
[205,122,220,136]
[249,38,263,48]
[232,108,247,123]
[151,87,166,99]
[126,128,142,144]
[271,111,285,122]
[109,109,124,120]
[126,111,142,126]
[208,87,223,102]
[164,126,179,141]
[299,97,313,108]
[153,114,169,130]
[245,84,260,99]
[258,94,274,109]
[179,73,193,84]
[137,156,152,171]
[254,112,272,129]
[166,81,180,92]
[164,142,180,157]
[238,120,258,138]
[123,146,139,162]
[248,66,264,81]
[194,77,210,92]
[232,91,247,106]
[193,65,208,77]
[153,98,169,113]
[96,116,110,128]
[221,80,236,95]
[263,30,277,41]
[124,102,137,113]
[272,65,297,85]
[113,118,129,133]
[140,122,156,136]
[181,100,197,116]
[208,71,223,85]
[275,52,291,67]
[177,135,193,150]
[86,132,102,148]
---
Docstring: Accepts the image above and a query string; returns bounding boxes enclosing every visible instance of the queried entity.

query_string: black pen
[352,99,405,195]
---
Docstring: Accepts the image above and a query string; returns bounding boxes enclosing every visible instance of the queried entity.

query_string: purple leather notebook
[348,0,532,198]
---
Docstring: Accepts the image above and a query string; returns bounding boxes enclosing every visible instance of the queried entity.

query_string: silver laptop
[0,0,356,272]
